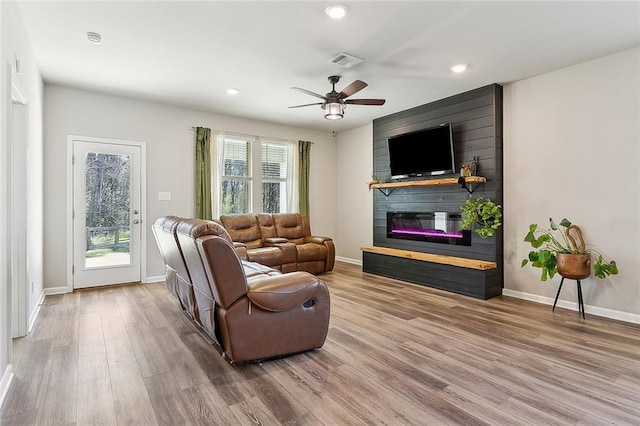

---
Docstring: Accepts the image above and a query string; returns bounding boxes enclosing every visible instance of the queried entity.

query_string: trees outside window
[261,142,289,213]
[84,153,131,253]
[219,136,293,215]
[221,138,251,214]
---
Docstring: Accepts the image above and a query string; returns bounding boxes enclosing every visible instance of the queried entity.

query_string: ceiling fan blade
[339,80,367,98]
[291,87,327,101]
[345,98,386,106]
[288,102,324,109]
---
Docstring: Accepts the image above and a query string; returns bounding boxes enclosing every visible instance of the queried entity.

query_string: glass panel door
[73,139,142,288]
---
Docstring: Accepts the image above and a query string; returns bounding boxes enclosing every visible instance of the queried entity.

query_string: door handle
[133,219,140,224]
[133,210,139,214]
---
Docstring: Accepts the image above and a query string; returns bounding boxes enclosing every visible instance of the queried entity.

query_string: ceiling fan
[289,75,386,120]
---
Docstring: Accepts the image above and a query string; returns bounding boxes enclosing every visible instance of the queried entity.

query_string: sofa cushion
[257,213,278,239]
[195,234,248,310]
[273,213,305,244]
[246,246,283,267]
[220,214,263,249]
[242,260,281,277]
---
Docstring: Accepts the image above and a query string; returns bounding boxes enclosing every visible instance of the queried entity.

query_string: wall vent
[330,52,364,68]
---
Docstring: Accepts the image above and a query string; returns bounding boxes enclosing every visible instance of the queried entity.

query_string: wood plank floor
[2,261,639,425]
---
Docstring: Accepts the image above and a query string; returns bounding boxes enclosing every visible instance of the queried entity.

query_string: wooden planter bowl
[557,253,591,280]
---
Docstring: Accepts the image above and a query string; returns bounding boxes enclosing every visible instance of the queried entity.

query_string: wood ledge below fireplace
[360,246,497,271]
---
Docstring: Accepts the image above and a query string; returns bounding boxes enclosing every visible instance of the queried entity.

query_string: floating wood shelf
[361,245,497,271]
[369,176,486,196]
[370,176,486,189]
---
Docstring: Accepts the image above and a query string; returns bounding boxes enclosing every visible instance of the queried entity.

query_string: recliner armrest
[233,242,248,260]
[247,272,324,312]
[304,235,332,245]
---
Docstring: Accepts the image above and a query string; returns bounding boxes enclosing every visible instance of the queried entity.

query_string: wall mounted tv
[388,123,455,179]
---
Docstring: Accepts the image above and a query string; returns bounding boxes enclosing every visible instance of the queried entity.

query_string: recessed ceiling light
[450,64,468,73]
[226,88,240,95]
[325,4,349,19]
[86,32,103,44]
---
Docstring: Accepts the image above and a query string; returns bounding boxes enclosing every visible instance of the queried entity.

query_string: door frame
[66,135,147,292]
[9,70,29,337]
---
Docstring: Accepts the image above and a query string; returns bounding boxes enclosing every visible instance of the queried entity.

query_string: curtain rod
[190,127,312,144]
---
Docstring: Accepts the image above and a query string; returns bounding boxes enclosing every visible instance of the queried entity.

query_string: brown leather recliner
[219,214,297,273]
[176,219,330,363]
[271,213,336,274]
[151,216,199,322]
[175,218,230,341]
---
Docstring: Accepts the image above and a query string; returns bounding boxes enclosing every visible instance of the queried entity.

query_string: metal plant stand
[552,277,586,319]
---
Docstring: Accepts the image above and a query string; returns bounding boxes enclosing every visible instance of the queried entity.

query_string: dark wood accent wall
[365,84,503,299]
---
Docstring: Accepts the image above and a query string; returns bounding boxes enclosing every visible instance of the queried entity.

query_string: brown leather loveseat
[219,213,335,274]
[153,216,330,362]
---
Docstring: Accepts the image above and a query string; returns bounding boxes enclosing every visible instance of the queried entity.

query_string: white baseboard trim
[145,275,165,283]
[336,256,362,266]
[27,291,46,333]
[43,286,70,296]
[0,364,14,409]
[502,289,640,324]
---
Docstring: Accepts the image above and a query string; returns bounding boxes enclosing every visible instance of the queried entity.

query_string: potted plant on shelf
[460,196,502,238]
[368,172,380,190]
[521,218,618,281]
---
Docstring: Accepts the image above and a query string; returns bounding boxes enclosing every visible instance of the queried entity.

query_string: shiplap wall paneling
[367,84,503,299]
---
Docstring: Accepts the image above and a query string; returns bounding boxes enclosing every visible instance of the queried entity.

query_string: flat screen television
[387,123,455,179]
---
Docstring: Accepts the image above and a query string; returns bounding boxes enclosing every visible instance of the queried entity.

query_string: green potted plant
[460,196,502,238]
[368,172,380,190]
[521,218,618,281]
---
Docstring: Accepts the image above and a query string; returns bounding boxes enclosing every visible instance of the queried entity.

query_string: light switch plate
[158,191,171,201]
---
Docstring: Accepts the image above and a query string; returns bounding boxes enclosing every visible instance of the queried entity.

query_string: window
[217,135,295,215]
[220,137,251,214]
[262,142,290,213]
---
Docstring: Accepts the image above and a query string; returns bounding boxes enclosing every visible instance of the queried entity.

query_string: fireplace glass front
[387,211,471,246]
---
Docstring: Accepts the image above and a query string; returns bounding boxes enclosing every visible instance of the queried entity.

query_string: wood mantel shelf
[369,176,486,190]
[361,246,497,271]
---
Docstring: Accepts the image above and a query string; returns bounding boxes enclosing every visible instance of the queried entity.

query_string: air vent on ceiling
[330,52,364,68]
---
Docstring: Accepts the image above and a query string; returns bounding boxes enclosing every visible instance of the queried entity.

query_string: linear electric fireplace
[387,211,471,246]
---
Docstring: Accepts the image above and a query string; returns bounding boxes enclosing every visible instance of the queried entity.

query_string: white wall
[335,124,373,262]
[0,0,8,402]
[1,1,44,403]
[504,47,640,317]
[43,85,336,287]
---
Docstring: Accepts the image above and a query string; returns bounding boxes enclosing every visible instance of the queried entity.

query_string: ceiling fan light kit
[324,103,344,120]
[289,75,385,120]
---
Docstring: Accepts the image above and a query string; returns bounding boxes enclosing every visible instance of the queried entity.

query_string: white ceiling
[18,1,640,132]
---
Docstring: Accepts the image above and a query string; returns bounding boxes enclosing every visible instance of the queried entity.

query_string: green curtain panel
[298,140,311,217]
[195,127,212,219]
